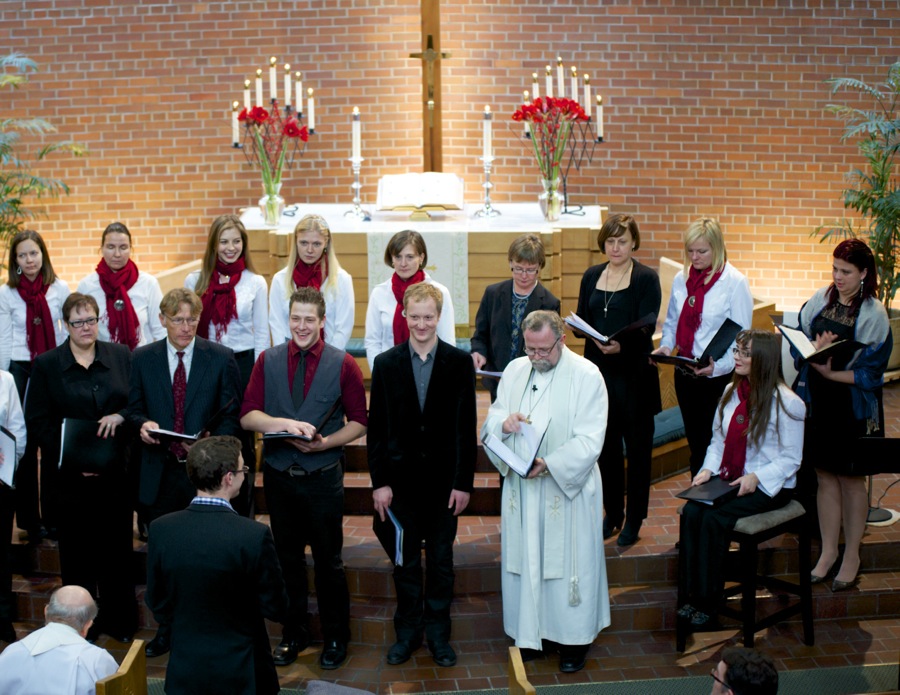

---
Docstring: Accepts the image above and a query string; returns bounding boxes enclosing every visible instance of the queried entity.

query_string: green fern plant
[814,61,900,312]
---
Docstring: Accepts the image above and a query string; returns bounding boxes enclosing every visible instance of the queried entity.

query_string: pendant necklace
[602,261,632,317]
[518,366,557,424]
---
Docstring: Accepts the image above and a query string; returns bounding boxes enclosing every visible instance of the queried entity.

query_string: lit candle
[351,107,361,160]
[295,72,303,113]
[522,90,530,136]
[596,95,604,140]
[570,66,578,102]
[483,105,492,160]
[243,79,251,110]
[584,75,591,118]
[545,65,553,98]
[269,56,277,101]
[255,69,263,107]
[307,88,315,132]
[232,101,240,145]
[284,64,292,107]
[556,56,564,98]
[532,72,539,99]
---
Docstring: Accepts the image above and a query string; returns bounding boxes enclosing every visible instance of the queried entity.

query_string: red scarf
[97,259,141,350]
[292,256,328,292]
[720,378,751,481]
[675,265,724,358]
[198,258,245,341]
[391,269,425,345]
[16,275,56,360]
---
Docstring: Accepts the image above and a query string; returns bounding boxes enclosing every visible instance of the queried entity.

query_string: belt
[286,460,341,478]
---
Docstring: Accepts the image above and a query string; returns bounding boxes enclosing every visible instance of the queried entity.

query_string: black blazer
[470,279,560,393]
[146,503,288,695]
[367,339,476,501]
[124,337,241,505]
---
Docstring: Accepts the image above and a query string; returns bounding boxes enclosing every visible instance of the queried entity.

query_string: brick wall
[2,0,898,310]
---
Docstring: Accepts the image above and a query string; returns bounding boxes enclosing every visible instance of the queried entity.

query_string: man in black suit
[367,282,477,668]
[145,436,288,695]
[124,287,241,657]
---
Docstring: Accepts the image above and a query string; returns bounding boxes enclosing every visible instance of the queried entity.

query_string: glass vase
[259,182,285,226]
[539,177,562,222]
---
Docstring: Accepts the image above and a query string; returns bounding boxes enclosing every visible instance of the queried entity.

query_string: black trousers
[57,472,137,636]
[680,488,790,614]
[264,462,350,644]
[390,494,458,644]
[0,484,13,622]
[10,360,52,532]
[674,369,733,477]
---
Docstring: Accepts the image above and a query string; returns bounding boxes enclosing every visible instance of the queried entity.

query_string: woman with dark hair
[26,292,137,642]
[470,234,560,401]
[77,221,166,350]
[0,229,70,540]
[575,214,661,546]
[269,214,354,349]
[679,329,805,627]
[794,239,891,592]
[364,230,455,370]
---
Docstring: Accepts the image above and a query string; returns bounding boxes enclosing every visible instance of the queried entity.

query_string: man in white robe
[482,310,610,673]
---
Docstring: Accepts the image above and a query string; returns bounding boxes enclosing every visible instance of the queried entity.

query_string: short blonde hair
[683,217,727,279]
[403,282,443,315]
[160,288,202,317]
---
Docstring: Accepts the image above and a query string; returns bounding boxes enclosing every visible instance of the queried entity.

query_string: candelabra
[344,157,371,221]
[474,156,501,218]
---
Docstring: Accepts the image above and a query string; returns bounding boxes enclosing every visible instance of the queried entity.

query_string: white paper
[0,426,17,488]
[564,312,609,344]
[482,420,548,478]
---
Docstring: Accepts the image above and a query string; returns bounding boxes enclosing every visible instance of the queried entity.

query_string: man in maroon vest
[241,287,367,670]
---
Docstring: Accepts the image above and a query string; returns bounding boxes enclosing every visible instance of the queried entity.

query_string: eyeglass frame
[165,315,200,326]
[523,336,561,358]
[229,466,250,476]
[510,265,540,276]
[67,317,99,329]
[731,346,751,359]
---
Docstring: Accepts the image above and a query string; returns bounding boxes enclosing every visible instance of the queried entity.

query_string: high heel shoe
[810,559,837,585]
[831,575,861,592]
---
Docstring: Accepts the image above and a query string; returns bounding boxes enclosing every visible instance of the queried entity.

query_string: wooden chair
[508,646,536,695]
[96,639,147,695]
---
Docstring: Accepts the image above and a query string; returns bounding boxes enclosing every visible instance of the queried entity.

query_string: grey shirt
[409,339,438,410]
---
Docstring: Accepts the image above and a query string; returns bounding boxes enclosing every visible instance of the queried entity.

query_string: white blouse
[364,273,456,371]
[0,279,71,369]
[185,270,270,361]
[77,270,166,348]
[268,266,355,351]
[701,383,806,496]
[660,262,753,377]
[0,369,27,470]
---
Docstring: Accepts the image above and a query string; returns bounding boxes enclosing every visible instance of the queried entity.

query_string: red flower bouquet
[238,102,309,196]
[512,97,588,183]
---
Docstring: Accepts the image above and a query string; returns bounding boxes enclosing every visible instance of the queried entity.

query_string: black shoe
[387,639,421,665]
[0,621,16,643]
[558,644,589,673]
[602,516,621,540]
[617,520,641,547]
[519,647,543,662]
[428,641,457,667]
[273,636,309,666]
[144,632,171,658]
[319,640,347,670]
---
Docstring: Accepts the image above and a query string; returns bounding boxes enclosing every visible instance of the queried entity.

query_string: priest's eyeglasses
[67,317,99,328]
[166,316,200,326]
[524,336,560,358]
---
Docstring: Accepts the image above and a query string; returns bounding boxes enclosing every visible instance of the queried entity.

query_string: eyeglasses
[511,266,539,276]
[524,336,560,358]
[166,316,200,326]
[731,347,751,359]
[229,466,250,476]
[710,667,733,692]
[67,317,99,328]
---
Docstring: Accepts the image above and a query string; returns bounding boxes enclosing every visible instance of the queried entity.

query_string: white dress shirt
[268,266,355,350]
[700,383,806,496]
[0,621,118,695]
[0,369,27,486]
[185,269,270,361]
[364,272,456,371]
[166,337,196,382]
[77,270,167,348]
[0,278,71,370]
[660,262,753,377]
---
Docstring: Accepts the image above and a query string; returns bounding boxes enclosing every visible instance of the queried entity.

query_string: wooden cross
[409,0,451,171]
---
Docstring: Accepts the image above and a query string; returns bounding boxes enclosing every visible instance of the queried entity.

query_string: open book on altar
[376,173,464,211]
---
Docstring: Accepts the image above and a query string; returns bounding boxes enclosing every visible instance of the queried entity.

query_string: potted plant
[815,61,900,369]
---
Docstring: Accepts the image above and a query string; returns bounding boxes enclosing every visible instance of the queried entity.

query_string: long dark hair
[827,238,878,313]
[6,229,58,288]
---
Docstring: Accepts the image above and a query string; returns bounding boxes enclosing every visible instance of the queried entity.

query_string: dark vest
[262,341,346,472]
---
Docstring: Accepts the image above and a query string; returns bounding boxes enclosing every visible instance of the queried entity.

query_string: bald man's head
[45,585,98,636]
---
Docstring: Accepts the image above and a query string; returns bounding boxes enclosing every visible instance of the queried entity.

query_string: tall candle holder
[474,156,501,218]
[344,157,371,221]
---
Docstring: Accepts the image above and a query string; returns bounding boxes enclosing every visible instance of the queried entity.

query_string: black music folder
[676,476,739,506]
[648,318,742,368]
[59,418,126,474]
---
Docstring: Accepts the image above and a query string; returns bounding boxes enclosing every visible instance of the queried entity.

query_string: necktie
[170,351,187,459]
[292,351,305,410]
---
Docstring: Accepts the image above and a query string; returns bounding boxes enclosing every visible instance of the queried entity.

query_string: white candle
[532,72,539,99]
[584,75,591,118]
[522,91,530,135]
[570,67,578,102]
[556,56,564,98]
[351,107,361,159]
[284,64,292,107]
[482,105,492,160]
[269,56,277,101]
[596,95,604,140]
[295,72,303,112]
[232,101,240,145]
[243,79,251,110]
[545,65,553,99]
[255,69,263,107]
[307,88,315,132]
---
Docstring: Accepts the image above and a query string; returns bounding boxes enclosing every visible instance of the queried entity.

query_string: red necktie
[170,351,187,459]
